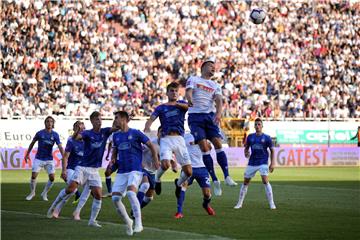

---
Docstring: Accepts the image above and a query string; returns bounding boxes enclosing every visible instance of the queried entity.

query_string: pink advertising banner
[1,147,359,170]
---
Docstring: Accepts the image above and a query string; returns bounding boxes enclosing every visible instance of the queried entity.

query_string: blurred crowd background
[1,0,359,120]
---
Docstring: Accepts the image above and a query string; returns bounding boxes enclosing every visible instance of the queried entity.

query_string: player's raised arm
[144,115,157,132]
[145,140,160,170]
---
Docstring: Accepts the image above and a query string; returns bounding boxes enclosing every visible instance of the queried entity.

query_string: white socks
[112,195,132,224]
[42,180,54,194]
[155,167,166,182]
[127,191,142,227]
[30,179,37,193]
[177,171,190,186]
[89,199,102,223]
[75,186,91,213]
[139,182,150,194]
[236,184,248,207]
[264,183,275,207]
[50,189,74,212]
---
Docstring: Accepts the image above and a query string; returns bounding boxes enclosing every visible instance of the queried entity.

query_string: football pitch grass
[1,167,359,240]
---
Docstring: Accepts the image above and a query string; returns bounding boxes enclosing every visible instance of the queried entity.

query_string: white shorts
[244,164,269,179]
[66,169,75,185]
[32,159,55,174]
[112,171,143,196]
[71,166,102,188]
[160,136,191,166]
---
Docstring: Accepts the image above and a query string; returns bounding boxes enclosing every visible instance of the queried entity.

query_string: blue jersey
[246,133,273,166]
[64,137,84,170]
[33,129,61,161]
[112,128,150,174]
[151,100,187,136]
[79,127,112,168]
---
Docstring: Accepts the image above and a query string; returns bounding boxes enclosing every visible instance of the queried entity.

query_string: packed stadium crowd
[1,0,359,120]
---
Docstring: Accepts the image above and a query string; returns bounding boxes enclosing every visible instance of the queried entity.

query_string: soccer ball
[249,8,266,24]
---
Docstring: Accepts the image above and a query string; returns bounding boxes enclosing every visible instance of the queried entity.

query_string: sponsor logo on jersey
[196,83,214,93]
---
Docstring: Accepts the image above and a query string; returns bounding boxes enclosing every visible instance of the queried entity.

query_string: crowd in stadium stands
[1,0,359,120]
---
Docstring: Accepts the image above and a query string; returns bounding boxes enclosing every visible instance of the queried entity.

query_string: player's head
[166,82,179,101]
[254,118,263,133]
[73,120,85,132]
[44,116,55,129]
[90,111,102,129]
[201,57,216,79]
[114,111,130,130]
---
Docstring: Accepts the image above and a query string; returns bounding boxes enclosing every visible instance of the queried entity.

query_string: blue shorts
[188,113,222,143]
[107,162,119,174]
[187,167,211,188]
[142,169,156,190]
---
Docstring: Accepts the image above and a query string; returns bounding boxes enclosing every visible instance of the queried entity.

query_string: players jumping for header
[186,57,237,197]
[144,82,192,196]
[25,116,65,201]
[174,133,216,219]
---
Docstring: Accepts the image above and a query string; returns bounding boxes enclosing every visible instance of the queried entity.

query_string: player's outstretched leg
[174,187,186,219]
[215,149,237,186]
[264,182,276,209]
[47,188,75,218]
[234,183,248,209]
[26,178,37,201]
[88,187,103,228]
[155,166,167,195]
[41,176,55,201]
[112,194,133,236]
[104,176,112,197]
[73,185,91,220]
[128,191,143,233]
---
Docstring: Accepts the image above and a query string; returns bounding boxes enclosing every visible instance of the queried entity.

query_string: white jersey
[142,138,159,173]
[184,133,205,168]
[186,76,222,114]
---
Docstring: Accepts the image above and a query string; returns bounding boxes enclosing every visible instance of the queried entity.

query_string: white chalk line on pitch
[270,184,360,192]
[1,209,237,240]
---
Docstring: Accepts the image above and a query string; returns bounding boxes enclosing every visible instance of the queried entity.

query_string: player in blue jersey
[144,82,192,196]
[174,133,216,219]
[54,121,91,220]
[111,111,160,236]
[47,111,118,227]
[185,57,237,197]
[234,118,276,210]
[25,116,65,201]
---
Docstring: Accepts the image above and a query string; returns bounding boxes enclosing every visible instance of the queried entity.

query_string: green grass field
[1,167,360,240]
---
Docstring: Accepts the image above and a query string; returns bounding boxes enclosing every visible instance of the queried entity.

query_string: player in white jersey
[135,127,161,211]
[174,133,215,218]
[103,130,120,197]
[186,57,237,197]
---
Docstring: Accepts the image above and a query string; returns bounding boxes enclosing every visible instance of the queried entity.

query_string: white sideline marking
[2,210,236,240]
[271,184,360,192]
